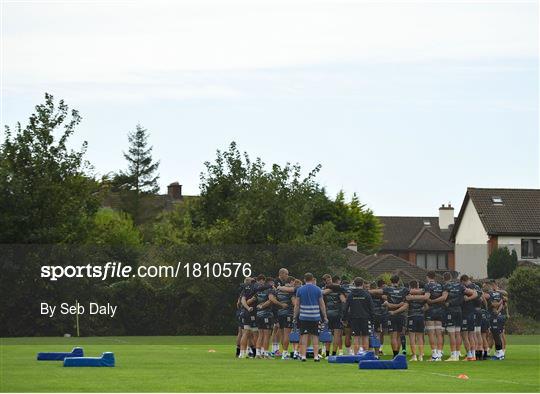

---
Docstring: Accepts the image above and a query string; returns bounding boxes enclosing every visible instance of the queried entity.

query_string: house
[377,205,455,273]
[451,187,540,278]
[345,242,432,282]
[102,182,196,221]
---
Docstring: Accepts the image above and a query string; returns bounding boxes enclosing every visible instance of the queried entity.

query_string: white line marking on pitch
[420,371,538,387]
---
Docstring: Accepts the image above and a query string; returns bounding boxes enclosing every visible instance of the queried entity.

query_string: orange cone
[457,374,469,380]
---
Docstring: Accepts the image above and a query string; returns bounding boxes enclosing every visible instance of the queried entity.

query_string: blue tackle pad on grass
[289,323,300,344]
[63,352,115,367]
[37,347,84,361]
[369,335,381,349]
[359,354,407,369]
[318,322,332,343]
[328,351,376,363]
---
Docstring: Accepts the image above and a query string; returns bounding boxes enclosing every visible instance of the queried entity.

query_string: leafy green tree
[0,93,99,243]
[488,247,518,279]
[194,141,324,244]
[151,142,382,252]
[508,266,540,320]
[86,208,141,246]
[113,124,160,223]
[311,191,382,253]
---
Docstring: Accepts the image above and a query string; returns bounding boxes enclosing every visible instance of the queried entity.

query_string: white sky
[2,0,539,215]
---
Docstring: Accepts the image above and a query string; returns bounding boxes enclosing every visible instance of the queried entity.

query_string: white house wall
[497,236,522,258]
[455,199,489,278]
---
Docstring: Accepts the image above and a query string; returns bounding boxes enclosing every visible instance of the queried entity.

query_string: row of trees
[0,94,380,336]
[1,93,382,249]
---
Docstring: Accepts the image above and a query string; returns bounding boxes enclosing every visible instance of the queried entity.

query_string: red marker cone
[457,374,469,380]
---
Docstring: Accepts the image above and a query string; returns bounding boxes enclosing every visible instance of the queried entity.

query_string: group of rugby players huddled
[235,268,509,362]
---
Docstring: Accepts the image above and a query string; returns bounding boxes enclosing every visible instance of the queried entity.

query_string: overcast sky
[2,0,538,216]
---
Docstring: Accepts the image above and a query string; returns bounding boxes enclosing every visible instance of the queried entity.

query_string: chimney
[347,240,358,252]
[167,182,182,199]
[439,203,454,230]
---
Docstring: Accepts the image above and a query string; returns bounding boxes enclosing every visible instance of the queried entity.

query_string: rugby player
[294,272,328,362]
[406,280,428,361]
[484,281,505,360]
[369,279,388,356]
[340,276,354,354]
[422,271,445,361]
[468,277,485,361]
[491,280,509,357]
[371,275,409,357]
[271,268,290,355]
[342,277,374,354]
[460,275,480,361]
[440,272,475,361]
[275,276,296,359]
[480,283,492,360]
[322,275,346,356]
[235,279,251,357]
[254,276,280,358]
[238,277,261,358]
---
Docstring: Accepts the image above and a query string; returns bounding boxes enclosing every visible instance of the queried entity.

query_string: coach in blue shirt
[294,272,328,362]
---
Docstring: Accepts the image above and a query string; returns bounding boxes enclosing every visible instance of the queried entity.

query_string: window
[521,239,540,259]
[416,254,426,268]
[416,253,448,270]
[491,196,503,205]
[423,220,431,226]
[437,253,448,270]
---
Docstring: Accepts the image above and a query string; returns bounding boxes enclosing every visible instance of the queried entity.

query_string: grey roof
[378,216,454,252]
[349,254,431,282]
[452,188,540,238]
[343,248,367,265]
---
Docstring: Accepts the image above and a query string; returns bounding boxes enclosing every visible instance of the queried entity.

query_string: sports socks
[400,335,406,353]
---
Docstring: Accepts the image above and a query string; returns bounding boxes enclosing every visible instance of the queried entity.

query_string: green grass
[1,336,539,392]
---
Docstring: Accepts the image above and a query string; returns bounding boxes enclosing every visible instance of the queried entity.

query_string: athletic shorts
[444,309,462,328]
[236,310,243,327]
[407,315,425,333]
[242,311,258,329]
[489,313,504,333]
[298,319,319,336]
[461,312,476,332]
[481,312,490,333]
[273,310,279,326]
[341,318,350,329]
[474,310,483,328]
[387,315,405,333]
[499,314,507,331]
[278,314,293,329]
[425,307,444,322]
[350,318,370,336]
[372,315,387,332]
[328,315,343,330]
[256,315,274,330]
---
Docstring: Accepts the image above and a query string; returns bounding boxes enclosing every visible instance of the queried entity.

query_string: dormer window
[492,196,503,205]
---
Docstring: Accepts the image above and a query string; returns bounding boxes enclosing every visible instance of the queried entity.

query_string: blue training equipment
[37,347,84,361]
[63,352,115,367]
[369,335,381,349]
[319,322,333,343]
[328,351,376,363]
[359,354,407,369]
[289,322,300,344]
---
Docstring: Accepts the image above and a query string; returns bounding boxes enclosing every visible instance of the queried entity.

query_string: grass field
[1,335,539,392]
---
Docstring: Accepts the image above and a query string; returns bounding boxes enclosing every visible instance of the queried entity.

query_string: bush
[505,313,540,335]
[508,266,540,320]
[487,247,518,279]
